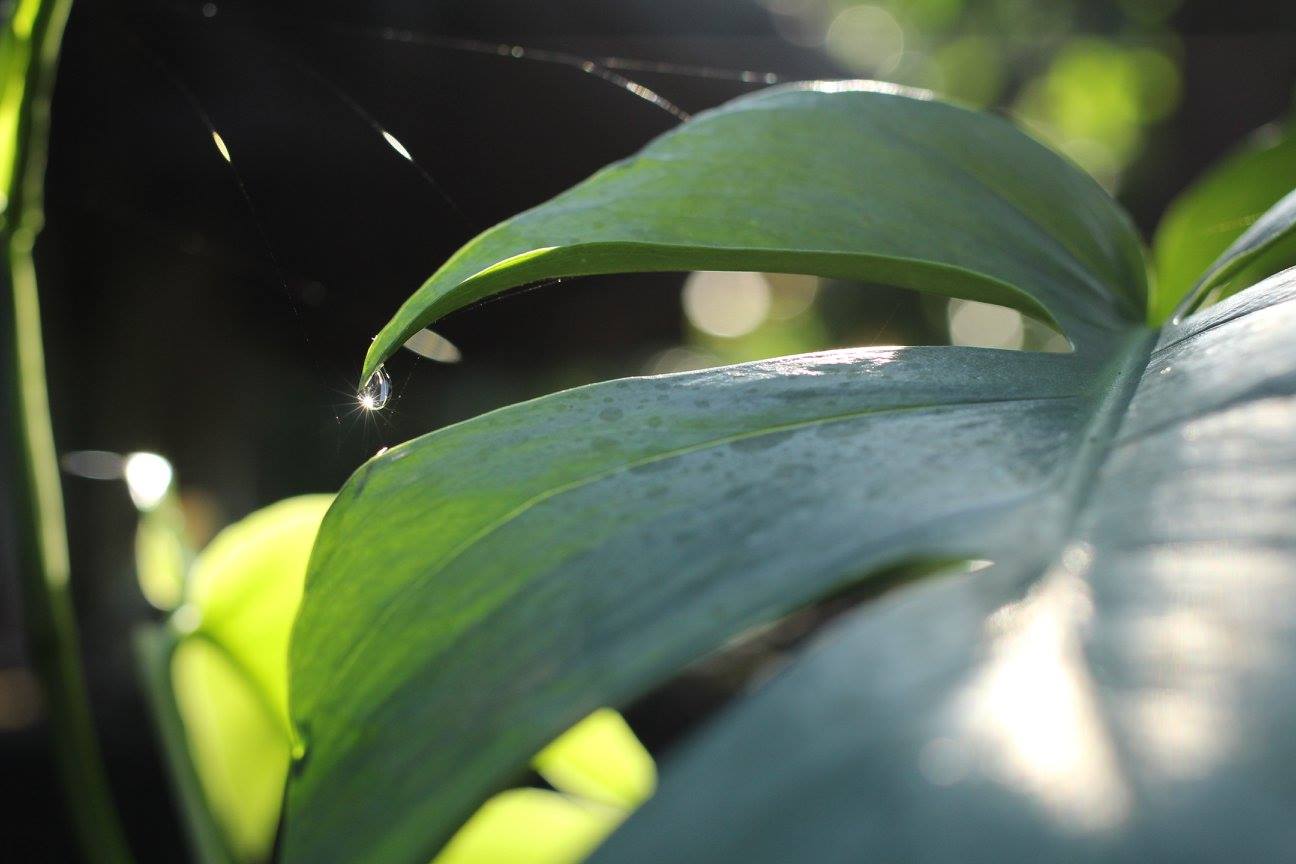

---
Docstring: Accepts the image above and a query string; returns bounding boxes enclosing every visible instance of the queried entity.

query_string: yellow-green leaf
[533,708,656,809]
[431,790,621,864]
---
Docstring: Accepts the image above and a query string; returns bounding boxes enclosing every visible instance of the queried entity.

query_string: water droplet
[358,366,391,411]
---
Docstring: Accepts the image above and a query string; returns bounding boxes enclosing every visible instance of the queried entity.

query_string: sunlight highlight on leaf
[954,552,1130,833]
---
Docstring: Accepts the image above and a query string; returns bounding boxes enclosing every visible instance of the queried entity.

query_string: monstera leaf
[282,82,1296,863]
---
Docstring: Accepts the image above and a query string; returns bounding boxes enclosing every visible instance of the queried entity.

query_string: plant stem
[1,0,134,861]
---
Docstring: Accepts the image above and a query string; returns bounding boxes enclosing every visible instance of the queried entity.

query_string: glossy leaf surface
[593,270,1296,863]
[285,82,1296,864]
[360,81,1147,385]
[290,343,1126,863]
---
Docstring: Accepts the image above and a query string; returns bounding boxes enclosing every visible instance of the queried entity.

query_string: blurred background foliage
[1,0,1294,860]
[140,481,653,864]
[1152,117,1296,318]
[768,0,1187,189]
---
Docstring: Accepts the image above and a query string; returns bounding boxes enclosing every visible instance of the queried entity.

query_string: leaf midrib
[1030,328,1158,560]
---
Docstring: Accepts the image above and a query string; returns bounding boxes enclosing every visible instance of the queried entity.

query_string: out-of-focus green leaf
[932,36,1004,107]
[172,636,288,863]
[171,495,331,862]
[134,494,187,610]
[1016,43,1175,159]
[358,81,1148,386]
[136,627,236,864]
[532,709,656,809]
[431,790,621,864]
[1152,119,1296,320]
[167,493,650,864]
[187,495,333,727]
[1012,41,1179,189]
[431,711,654,864]
[1173,187,1296,320]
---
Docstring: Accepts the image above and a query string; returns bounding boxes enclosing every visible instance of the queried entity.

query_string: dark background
[4,0,1296,859]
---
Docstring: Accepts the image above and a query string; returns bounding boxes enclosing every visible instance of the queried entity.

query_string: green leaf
[187,495,334,732]
[165,494,653,864]
[134,493,188,611]
[172,636,290,863]
[430,789,622,864]
[531,708,656,810]
[136,627,238,864]
[1176,188,1296,320]
[430,713,654,864]
[1152,118,1296,321]
[290,339,1149,863]
[285,84,1290,864]
[359,81,1148,386]
[592,268,1296,862]
[173,495,332,862]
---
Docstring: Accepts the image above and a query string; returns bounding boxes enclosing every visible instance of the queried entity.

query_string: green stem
[0,1,133,861]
